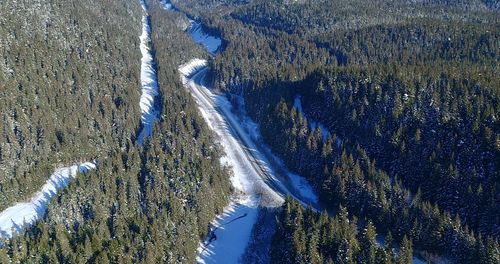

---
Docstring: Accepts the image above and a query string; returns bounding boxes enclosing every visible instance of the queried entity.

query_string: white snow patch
[188,20,221,54]
[294,95,332,141]
[137,12,159,144]
[159,0,173,10]
[233,95,319,204]
[293,95,304,113]
[286,172,318,202]
[179,58,207,78]
[139,0,147,11]
[196,197,259,264]
[0,162,96,240]
[181,59,321,263]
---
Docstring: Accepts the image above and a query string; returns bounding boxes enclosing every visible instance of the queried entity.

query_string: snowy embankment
[137,0,159,144]
[0,162,96,241]
[180,60,319,263]
[232,94,320,204]
[177,12,318,262]
[180,60,282,264]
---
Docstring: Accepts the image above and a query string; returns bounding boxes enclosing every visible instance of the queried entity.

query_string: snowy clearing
[0,162,96,240]
[137,1,159,144]
[188,20,222,55]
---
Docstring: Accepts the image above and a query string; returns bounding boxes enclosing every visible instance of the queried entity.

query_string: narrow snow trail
[0,162,96,240]
[137,0,160,144]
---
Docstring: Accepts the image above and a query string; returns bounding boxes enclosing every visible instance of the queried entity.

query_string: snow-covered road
[180,60,319,263]
[163,3,427,263]
[188,21,221,55]
[174,6,320,262]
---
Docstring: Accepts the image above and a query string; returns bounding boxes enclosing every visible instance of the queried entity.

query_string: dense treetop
[173,0,499,262]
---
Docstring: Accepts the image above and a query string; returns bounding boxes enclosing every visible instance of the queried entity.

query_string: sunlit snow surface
[197,198,259,264]
[159,0,173,10]
[181,60,281,263]
[137,1,159,144]
[0,162,96,240]
[188,20,222,54]
[181,60,320,263]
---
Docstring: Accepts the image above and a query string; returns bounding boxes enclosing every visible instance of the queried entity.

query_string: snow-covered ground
[180,61,318,207]
[137,0,159,144]
[176,10,319,261]
[181,60,282,263]
[180,60,320,263]
[179,58,207,77]
[188,20,222,55]
[232,94,319,205]
[197,198,260,264]
[159,0,173,10]
[294,95,330,141]
[0,162,96,240]
[175,6,427,264]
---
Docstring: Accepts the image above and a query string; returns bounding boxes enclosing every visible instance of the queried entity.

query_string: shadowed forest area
[174,0,499,262]
[0,0,498,263]
[0,0,230,262]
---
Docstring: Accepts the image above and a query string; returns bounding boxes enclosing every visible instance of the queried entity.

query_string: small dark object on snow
[209,232,217,242]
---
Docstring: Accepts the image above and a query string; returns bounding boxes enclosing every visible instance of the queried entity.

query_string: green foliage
[270,198,406,264]
[176,0,499,262]
[1,0,230,263]
[0,0,143,210]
